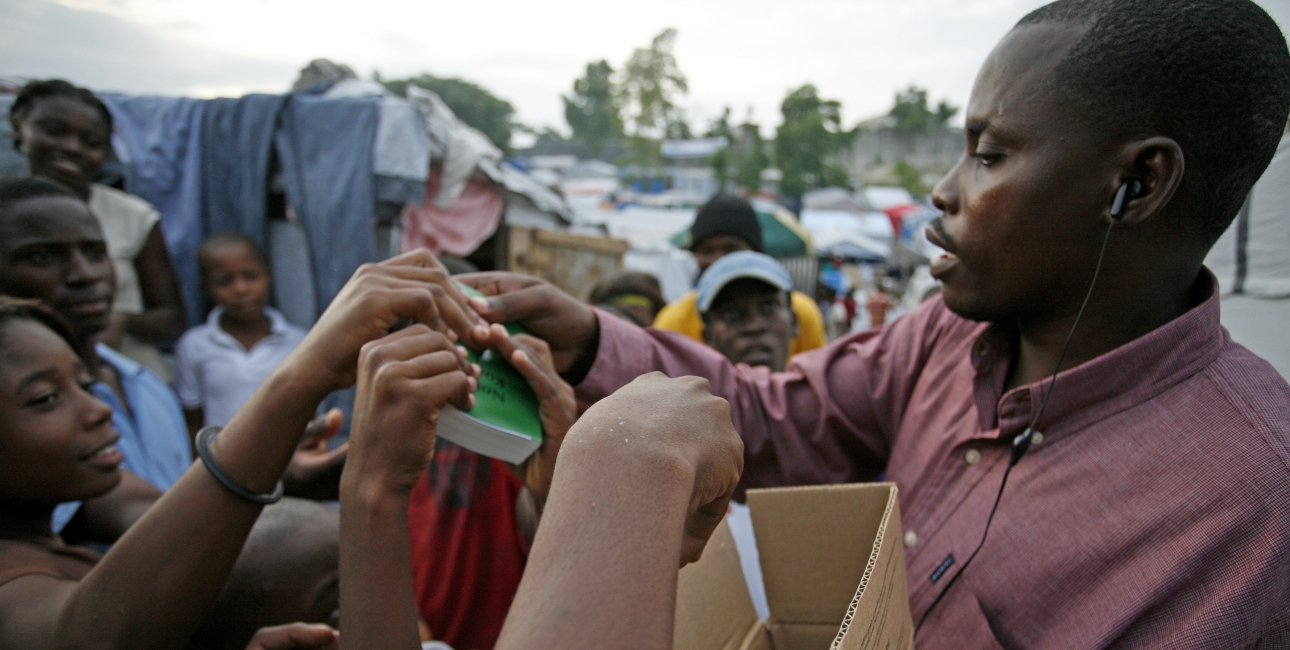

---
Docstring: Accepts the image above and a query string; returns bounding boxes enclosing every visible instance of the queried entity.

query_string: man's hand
[496,373,744,650]
[283,409,348,501]
[560,372,744,565]
[243,623,338,650]
[482,325,577,505]
[342,325,475,496]
[286,250,486,397]
[456,273,600,374]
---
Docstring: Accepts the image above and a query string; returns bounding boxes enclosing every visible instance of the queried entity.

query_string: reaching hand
[243,623,338,650]
[283,409,348,501]
[564,372,744,566]
[456,273,600,374]
[343,325,475,496]
[286,249,486,396]
[481,325,577,505]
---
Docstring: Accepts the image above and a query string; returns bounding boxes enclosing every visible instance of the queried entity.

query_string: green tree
[735,122,771,193]
[775,84,853,200]
[889,85,960,134]
[618,28,689,138]
[706,107,734,192]
[890,86,931,134]
[563,60,623,157]
[893,160,928,196]
[382,74,516,152]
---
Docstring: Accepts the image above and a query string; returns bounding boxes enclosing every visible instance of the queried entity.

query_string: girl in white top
[8,80,186,379]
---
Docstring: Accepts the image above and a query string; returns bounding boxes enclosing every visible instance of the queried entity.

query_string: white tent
[1206,135,1290,297]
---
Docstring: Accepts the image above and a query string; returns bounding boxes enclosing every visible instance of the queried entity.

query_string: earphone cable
[916,220,1116,631]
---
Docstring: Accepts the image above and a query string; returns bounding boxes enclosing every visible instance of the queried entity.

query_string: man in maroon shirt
[435,0,1290,647]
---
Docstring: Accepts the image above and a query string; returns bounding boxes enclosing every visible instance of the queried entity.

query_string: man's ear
[1108,136,1185,227]
[787,295,799,338]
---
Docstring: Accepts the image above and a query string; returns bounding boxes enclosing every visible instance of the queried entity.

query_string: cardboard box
[674,483,913,650]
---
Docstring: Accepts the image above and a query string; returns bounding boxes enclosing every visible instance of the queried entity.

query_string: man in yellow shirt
[653,195,826,360]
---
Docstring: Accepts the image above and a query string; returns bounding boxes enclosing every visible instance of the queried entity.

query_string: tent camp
[1206,134,1290,298]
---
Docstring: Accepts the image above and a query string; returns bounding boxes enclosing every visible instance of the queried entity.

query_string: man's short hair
[0,176,82,223]
[1018,0,1290,244]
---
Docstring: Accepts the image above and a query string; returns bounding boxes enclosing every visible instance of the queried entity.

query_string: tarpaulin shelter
[1206,134,1290,298]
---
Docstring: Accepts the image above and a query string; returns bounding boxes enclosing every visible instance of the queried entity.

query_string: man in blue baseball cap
[697,251,798,371]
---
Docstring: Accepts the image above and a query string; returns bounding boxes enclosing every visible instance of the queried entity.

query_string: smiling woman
[0,299,119,510]
[9,79,186,379]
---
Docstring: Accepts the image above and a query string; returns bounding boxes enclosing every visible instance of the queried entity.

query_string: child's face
[203,243,270,322]
[0,196,115,340]
[0,319,121,508]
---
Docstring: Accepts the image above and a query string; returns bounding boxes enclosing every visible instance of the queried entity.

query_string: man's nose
[66,251,108,284]
[932,157,963,215]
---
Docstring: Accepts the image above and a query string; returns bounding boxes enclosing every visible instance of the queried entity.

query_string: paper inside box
[673,483,913,650]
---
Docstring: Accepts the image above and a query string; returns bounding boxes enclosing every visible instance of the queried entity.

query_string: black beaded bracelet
[195,426,284,505]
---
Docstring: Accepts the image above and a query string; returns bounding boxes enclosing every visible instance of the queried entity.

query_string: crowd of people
[1,0,1289,648]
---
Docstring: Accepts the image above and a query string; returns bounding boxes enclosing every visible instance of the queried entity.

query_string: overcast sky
[4,0,1289,140]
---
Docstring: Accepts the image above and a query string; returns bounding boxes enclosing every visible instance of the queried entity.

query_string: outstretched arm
[0,250,474,650]
[497,373,744,650]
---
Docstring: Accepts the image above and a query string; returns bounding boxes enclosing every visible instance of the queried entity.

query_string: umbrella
[670,199,813,258]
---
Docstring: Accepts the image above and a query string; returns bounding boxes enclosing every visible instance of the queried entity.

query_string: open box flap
[746,483,896,626]
[831,487,914,650]
[675,518,762,650]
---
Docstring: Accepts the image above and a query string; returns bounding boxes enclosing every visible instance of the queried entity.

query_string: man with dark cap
[653,194,825,356]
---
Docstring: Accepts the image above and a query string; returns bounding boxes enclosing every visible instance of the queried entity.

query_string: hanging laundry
[201,93,290,248]
[97,94,207,327]
[324,78,431,219]
[401,166,504,258]
[405,86,501,208]
[274,94,380,319]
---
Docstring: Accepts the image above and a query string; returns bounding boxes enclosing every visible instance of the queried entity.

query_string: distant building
[843,116,962,190]
[661,136,727,199]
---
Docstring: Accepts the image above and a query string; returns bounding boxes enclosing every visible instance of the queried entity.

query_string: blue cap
[696,251,794,313]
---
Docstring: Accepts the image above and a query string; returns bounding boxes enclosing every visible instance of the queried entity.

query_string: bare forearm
[53,365,330,649]
[497,441,695,650]
[122,307,186,344]
[338,484,422,650]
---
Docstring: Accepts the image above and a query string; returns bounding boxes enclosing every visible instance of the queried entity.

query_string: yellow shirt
[652,290,827,358]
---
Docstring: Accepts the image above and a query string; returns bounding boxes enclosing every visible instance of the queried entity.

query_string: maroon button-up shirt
[577,272,1290,648]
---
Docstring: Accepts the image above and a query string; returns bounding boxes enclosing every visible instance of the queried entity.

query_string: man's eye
[23,250,56,265]
[972,153,1004,167]
[27,391,58,408]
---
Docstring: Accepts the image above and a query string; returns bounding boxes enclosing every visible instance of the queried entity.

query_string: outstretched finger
[494,328,563,404]
[411,370,475,413]
[246,623,339,650]
[302,408,344,448]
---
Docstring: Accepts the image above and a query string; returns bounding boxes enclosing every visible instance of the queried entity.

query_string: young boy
[176,232,307,433]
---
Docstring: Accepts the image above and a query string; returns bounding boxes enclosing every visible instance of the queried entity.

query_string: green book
[436,285,543,464]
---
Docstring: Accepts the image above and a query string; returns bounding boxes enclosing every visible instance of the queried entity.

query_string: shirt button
[904,531,918,547]
[965,449,981,465]
[1032,431,1045,445]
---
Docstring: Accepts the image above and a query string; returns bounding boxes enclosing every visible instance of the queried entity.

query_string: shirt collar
[971,270,1225,442]
[95,342,145,378]
[206,306,289,348]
